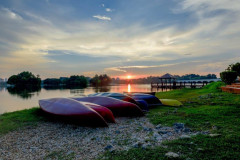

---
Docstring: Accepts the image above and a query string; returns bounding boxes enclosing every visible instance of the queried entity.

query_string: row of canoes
[39,92,182,127]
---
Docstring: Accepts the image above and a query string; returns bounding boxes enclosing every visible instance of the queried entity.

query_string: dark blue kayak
[127,93,162,106]
[88,92,149,111]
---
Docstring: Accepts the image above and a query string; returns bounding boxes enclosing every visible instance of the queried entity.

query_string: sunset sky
[0,0,240,79]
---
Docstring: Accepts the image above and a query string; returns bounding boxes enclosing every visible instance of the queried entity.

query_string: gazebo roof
[159,73,176,79]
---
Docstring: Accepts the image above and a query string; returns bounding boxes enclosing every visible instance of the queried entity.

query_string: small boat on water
[71,96,144,117]
[39,98,108,127]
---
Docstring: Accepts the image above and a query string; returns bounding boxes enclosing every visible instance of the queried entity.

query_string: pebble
[209,134,221,137]
[180,135,191,139]
[165,151,180,158]
[0,118,194,160]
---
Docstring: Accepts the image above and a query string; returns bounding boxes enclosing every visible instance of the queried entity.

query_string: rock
[209,134,221,137]
[180,135,191,139]
[165,152,179,158]
[115,130,120,134]
[104,145,113,151]
[155,124,162,129]
[143,127,153,132]
[212,125,218,130]
[173,123,185,129]
[141,143,151,149]
[183,128,191,133]
[159,131,168,134]
[132,142,142,148]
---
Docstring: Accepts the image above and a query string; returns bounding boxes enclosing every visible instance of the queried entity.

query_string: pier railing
[151,81,215,89]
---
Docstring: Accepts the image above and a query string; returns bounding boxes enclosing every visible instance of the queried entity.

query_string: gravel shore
[0,117,195,160]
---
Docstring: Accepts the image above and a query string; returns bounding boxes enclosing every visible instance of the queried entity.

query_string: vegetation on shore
[7,71,41,86]
[1,81,240,159]
[101,82,240,159]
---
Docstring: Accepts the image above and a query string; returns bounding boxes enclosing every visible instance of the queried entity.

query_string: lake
[0,84,168,114]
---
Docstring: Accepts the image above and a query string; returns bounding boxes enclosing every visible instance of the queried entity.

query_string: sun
[127,75,132,79]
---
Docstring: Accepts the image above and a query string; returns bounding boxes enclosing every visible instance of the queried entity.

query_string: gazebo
[159,73,176,89]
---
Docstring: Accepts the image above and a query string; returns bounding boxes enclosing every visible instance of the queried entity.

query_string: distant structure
[159,73,176,83]
[151,73,212,89]
[0,78,4,83]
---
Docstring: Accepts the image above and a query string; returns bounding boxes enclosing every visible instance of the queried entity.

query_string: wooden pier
[151,81,214,89]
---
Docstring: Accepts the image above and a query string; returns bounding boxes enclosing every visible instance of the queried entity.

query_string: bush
[227,62,240,76]
[220,71,237,84]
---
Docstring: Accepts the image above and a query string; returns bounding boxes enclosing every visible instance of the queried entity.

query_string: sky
[0,0,240,79]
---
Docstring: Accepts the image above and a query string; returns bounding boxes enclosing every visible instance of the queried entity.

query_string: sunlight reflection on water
[0,84,169,114]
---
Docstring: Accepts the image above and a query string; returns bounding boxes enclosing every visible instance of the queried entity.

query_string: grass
[101,82,240,159]
[0,107,45,135]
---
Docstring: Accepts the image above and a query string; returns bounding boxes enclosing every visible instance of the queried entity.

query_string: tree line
[7,71,112,87]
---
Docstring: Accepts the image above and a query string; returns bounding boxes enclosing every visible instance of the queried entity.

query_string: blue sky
[0,0,240,79]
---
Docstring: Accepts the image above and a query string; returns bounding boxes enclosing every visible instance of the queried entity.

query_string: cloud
[93,15,111,21]
[1,7,22,20]
[105,63,182,73]
[106,8,113,12]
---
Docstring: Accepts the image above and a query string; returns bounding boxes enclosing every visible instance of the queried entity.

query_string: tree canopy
[227,62,240,76]
[90,74,112,86]
[7,71,41,86]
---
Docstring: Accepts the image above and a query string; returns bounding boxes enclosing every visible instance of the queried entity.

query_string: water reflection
[0,84,171,114]
[128,84,131,92]
[7,85,41,99]
[93,86,111,93]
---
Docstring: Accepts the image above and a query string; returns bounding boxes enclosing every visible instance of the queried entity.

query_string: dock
[151,81,214,89]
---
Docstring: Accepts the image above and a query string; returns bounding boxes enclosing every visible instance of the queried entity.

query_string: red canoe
[71,96,144,117]
[39,98,108,127]
[80,101,115,123]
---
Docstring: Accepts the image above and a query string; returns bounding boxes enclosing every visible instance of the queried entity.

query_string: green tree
[90,74,112,86]
[7,71,41,86]
[227,62,240,76]
[66,75,88,87]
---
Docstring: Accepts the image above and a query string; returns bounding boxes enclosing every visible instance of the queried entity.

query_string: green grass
[101,82,240,159]
[0,107,46,135]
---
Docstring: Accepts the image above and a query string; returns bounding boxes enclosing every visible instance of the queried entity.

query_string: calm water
[0,84,166,114]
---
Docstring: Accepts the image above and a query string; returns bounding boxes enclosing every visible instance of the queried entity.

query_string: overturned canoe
[127,93,162,107]
[89,92,139,106]
[80,101,115,123]
[39,98,108,127]
[71,96,144,117]
[159,99,183,107]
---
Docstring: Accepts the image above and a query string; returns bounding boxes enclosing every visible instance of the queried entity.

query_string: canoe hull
[39,98,108,127]
[81,101,115,123]
[72,96,144,117]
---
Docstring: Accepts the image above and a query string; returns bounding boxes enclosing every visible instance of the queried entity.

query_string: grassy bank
[1,82,240,159]
[101,82,240,159]
[0,108,45,135]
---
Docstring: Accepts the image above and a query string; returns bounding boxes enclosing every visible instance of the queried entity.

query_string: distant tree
[90,74,111,86]
[43,78,61,86]
[7,71,41,86]
[66,75,88,87]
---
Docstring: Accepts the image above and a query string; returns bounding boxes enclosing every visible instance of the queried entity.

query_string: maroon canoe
[81,101,115,123]
[71,96,144,117]
[39,98,108,127]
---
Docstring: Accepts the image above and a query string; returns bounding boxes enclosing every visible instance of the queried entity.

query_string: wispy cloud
[106,8,113,12]
[93,15,111,21]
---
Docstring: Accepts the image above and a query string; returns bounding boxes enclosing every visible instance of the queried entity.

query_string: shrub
[220,71,237,84]
[227,62,240,76]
